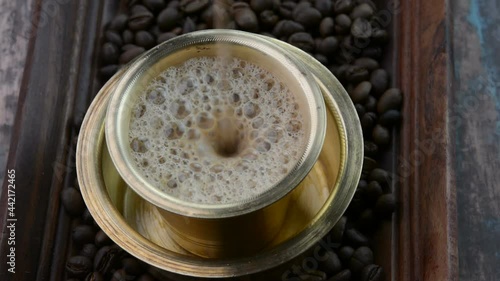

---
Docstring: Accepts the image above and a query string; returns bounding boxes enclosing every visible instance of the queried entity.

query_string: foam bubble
[128,57,307,204]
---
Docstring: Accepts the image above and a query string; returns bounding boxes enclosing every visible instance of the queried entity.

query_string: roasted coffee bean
[358,179,368,190]
[338,246,355,263]
[157,8,181,31]
[99,64,119,79]
[345,65,369,83]
[362,47,382,58]
[377,88,402,113]
[260,32,275,38]
[279,1,297,19]
[294,1,312,12]
[72,225,96,245]
[351,18,372,39]
[225,21,237,29]
[197,22,208,30]
[333,64,350,80]
[365,181,383,200]
[119,46,145,64]
[372,124,390,145]
[260,10,279,28]
[234,8,259,32]
[317,36,339,57]
[379,109,401,127]
[319,17,335,37]
[320,251,342,275]
[350,81,371,103]
[335,14,352,34]
[123,257,145,275]
[334,49,356,64]
[149,25,162,37]
[288,32,315,52]
[300,270,327,281]
[80,244,98,259]
[354,57,379,71]
[109,14,129,31]
[61,187,85,216]
[364,140,379,157]
[95,230,112,247]
[327,269,351,281]
[250,0,277,13]
[143,0,166,12]
[340,35,356,51]
[135,31,156,49]
[127,0,141,7]
[122,44,139,51]
[171,26,183,35]
[361,112,377,133]
[371,28,388,44]
[375,194,396,217]
[331,216,347,243]
[157,32,177,44]
[350,3,374,19]
[94,246,124,274]
[356,209,377,232]
[348,189,366,216]
[315,0,333,16]
[370,69,389,96]
[293,7,322,27]
[364,95,377,112]
[350,246,374,273]
[111,269,134,281]
[105,31,123,46]
[128,7,154,31]
[233,2,251,13]
[355,103,366,117]
[101,42,120,64]
[66,255,92,278]
[361,264,384,281]
[357,0,377,9]
[180,0,210,14]
[167,0,180,8]
[183,17,196,33]
[369,168,391,189]
[122,29,134,45]
[345,228,369,246]
[85,271,104,281]
[314,54,329,65]
[200,6,213,27]
[362,157,378,176]
[137,274,155,281]
[335,0,354,14]
[273,20,305,38]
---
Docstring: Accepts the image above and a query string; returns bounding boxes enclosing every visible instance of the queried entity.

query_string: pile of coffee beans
[63,0,401,280]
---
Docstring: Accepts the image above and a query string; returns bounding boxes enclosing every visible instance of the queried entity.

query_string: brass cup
[77,30,363,277]
[105,30,326,258]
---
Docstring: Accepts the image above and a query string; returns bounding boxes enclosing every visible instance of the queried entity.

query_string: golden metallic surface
[76,30,362,278]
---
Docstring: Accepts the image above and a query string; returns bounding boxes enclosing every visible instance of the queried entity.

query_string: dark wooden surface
[396,0,459,280]
[0,0,33,189]
[0,1,111,280]
[0,0,498,280]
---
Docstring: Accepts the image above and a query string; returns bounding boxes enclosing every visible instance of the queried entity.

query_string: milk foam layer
[128,57,307,204]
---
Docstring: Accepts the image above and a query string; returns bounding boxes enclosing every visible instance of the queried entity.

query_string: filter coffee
[128,56,309,204]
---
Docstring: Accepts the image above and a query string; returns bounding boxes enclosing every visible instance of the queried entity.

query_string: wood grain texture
[451,0,500,280]
[396,0,458,280]
[0,1,108,280]
[0,0,33,190]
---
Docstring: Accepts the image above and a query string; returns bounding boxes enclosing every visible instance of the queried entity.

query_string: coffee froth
[128,56,308,204]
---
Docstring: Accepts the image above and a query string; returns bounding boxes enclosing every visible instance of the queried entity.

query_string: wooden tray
[0,0,458,280]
